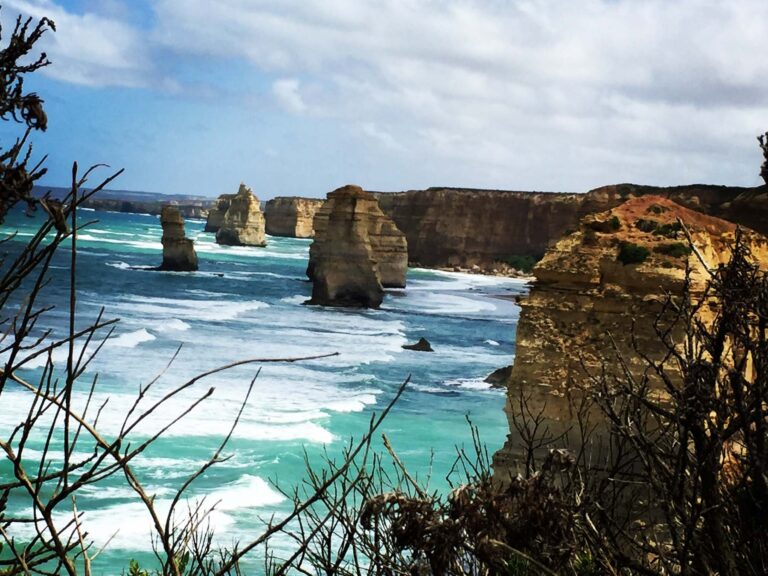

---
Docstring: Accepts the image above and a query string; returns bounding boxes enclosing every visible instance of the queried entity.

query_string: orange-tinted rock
[492,196,768,480]
[264,197,324,238]
[160,205,198,271]
[204,193,235,233]
[215,183,267,247]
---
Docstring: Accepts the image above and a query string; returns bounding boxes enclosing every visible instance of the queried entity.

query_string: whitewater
[0,209,527,573]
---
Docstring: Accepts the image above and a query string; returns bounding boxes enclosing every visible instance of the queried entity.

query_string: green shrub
[618,241,650,265]
[647,203,668,215]
[653,221,682,238]
[654,242,692,258]
[635,218,659,233]
[498,254,539,273]
[588,215,621,233]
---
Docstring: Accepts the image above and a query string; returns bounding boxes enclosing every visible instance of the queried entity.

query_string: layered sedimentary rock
[307,185,407,307]
[159,205,198,271]
[492,196,768,479]
[264,197,324,238]
[215,184,267,247]
[370,184,768,273]
[309,187,407,289]
[204,193,236,233]
[374,188,582,270]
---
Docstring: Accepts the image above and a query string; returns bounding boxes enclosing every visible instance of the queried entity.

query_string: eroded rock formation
[492,196,768,479]
[368,184,768,274]
[307,185,407,307]
[160,205,198,271]
[204,193,235,233]
[215,183,267,247]
[264,197,324,238]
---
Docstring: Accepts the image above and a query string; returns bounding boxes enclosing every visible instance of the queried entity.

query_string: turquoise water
[0,208,527,573]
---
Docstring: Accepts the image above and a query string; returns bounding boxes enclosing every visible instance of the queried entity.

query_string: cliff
[264,197,324,238]
[373,188,582,270]
[369,184,768,274]
[492,195,768,479]
[307,185,407,307]
[159,205,198,271]
[215,184,267,247]
[204,193,236,233]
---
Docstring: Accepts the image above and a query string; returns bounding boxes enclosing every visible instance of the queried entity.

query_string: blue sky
[2,0,767,199]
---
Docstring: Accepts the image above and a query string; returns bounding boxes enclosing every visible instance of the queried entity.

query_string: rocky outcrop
[402,338,434,352]
[370,184,768,274]
[264,197,324,237]
[492,196,768,479]
[159,205,198,271]
[215,184,267,247]
[307,185,408,307]
[374,188,582,271]
[309,187,408,289]
[204,193,236,233]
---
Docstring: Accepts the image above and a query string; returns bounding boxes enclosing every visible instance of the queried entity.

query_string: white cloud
[4,0,153,88]
[271,78,306,113]
[9,0,768,190]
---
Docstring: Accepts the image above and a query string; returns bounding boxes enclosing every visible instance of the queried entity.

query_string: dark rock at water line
[484,365,512,388]
[402,337,434,352]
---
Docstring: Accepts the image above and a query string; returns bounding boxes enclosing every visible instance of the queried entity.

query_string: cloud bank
[4,0,768,194]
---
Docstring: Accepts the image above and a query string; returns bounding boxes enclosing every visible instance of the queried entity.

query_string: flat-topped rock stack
[264,197,324,238]
[492,195,768,480]
[215,183,267,247]
[159,205,198,271]
[307,185,408,308]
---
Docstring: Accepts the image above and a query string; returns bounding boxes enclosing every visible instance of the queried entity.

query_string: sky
[1,0,767,199]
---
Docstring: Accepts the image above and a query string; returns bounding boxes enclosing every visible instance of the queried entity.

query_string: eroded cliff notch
[307,184,408,308]
[215,183,267,247]
[160,205,198,271]
[492,195,768,478]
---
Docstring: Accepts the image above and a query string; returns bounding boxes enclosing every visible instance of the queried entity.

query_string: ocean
[0,207,527,573]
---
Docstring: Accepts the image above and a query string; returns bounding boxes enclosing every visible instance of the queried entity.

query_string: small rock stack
[160,205,198,271]
[307,185,408,308]
[215,183,267,247]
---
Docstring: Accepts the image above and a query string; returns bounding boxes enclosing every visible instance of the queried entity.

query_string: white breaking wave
[108,328,156,348]
[484,339,500,346]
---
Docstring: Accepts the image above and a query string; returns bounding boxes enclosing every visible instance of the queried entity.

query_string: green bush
[647,203,668,215]
[653,221,682,238]
[635,218,659,233]
[654,242,692,258]
[617,241,650,265]
[588,215,621,233]
[498,254,539,273]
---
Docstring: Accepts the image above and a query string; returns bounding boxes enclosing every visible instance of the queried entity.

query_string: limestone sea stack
[264,197,324,238]
[204,193,235,233]
[215,183,267,247]
[492,196,768,479]
[307,185,407,307]
[309,188,407,289]
[160,205,198,271]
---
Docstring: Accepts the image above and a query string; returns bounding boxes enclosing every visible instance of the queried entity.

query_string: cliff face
[215,184,267,247]
[160,205,198,271]
[264,197,324,238]
[308,185,407,307]
[369,184,768,273]
[204,194,235,233]
[374,188,582,269]
[492,195,768,479]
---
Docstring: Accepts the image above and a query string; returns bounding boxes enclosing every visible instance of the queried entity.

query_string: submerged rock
[215,183,267,247]
[264,197,324,238]
[402,337,434,352]
[160,205,198,271]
